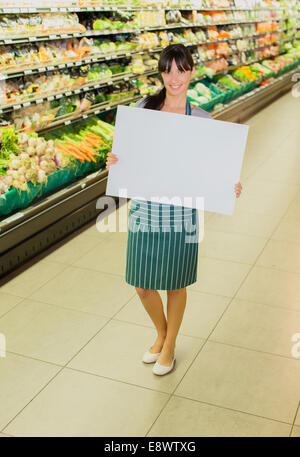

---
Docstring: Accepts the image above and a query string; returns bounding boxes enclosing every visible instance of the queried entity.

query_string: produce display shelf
[28,93,142,134]
[6,51,283,134]
[0,31,284,81]
[0,68,159,115]
[0,18,287,46]
[1,65,298,279]
[0,6,290,14]
[213,64,299,122]
[0,37,284,116]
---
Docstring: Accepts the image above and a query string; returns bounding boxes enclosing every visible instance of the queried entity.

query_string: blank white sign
[106,105,249,215]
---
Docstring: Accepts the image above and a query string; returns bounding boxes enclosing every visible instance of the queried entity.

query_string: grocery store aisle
[0,91,300,437]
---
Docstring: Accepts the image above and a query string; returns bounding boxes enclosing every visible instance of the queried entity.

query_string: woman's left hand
[235,182,242,198]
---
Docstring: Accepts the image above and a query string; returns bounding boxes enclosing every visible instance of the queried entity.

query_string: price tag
[4,40,12,44]
[0,74,7,80]
[65,91,72,96]
[13,104,22,110]
[28,8,36,13]
[29,36,37,42]
[51,7,58,12]
[23,102,31,107]
[60,8,67,12]
[74,89,80,94]
[47,96,54,101]
[36,99,43,104]
[105,105,111,111]
[61,34,69,39]
[47,66,55,71]
[83,87,89,91]
[49,35,57,40]
[58,63,65,69]
[24,69,33,75]
[56,94,63,99]
[65,120,71,125]
[83,114,88,119]
[20,8,28,13]
[94,109,100,114]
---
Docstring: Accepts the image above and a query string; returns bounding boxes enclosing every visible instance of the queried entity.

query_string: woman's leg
[136,287,167,353]
[158,287,187,365]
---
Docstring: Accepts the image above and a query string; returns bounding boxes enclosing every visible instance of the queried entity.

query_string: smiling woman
[123,44,216,375]
[106,43,242,375]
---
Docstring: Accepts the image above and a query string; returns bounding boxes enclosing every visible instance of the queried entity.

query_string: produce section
[0,0,299,278]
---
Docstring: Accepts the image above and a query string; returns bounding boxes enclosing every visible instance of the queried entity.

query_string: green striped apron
[125,99,199,290]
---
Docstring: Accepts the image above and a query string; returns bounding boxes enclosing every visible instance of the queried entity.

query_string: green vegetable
[0,125,19,159]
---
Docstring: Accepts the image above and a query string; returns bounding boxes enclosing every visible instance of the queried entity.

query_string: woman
[106,44,242,376]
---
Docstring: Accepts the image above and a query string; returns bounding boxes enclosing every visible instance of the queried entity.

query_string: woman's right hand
[106,152,118,169]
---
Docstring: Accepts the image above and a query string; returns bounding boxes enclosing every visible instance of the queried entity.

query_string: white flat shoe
[142,350,161,363]
[152,355,176,376]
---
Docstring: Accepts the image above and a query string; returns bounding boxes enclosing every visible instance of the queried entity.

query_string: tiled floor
[0,91,300,437]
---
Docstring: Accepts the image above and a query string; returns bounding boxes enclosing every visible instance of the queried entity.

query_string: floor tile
[0,293,24,319]
[41,235,104,265]
[67,319,206,393]
[1,261,68,298]
[291,425,300,437]
[2,368,169,437]
[114,289,231,340]
[199,229,267,264]
[29,266,135,317]
[73,236,128,276]
[236,265,300,311]
[0,298,108,365]
[206,208,281,237]
[256,239,300,274]
[0,353,60,431]
[174,341,300,423]
[190,257,251,297]
[209,298,300,358]
[147,396,291,437]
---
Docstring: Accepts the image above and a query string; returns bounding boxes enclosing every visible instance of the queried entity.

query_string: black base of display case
[0,66,299,280]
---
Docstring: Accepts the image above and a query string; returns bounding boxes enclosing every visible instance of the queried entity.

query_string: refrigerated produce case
[0,0,299,278]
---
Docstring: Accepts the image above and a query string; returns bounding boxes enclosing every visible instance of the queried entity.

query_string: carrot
[78,143,96,155]
[62,151,84,163]
[63,142,91,161]
[86,132,101,139]
[57,144,75,154]
[57,144,86,162]
[84,137,101,146]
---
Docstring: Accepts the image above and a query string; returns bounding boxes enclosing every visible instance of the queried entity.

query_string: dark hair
[142,44,194,111]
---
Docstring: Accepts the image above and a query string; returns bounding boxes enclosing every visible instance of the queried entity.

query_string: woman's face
[161,58,195,97]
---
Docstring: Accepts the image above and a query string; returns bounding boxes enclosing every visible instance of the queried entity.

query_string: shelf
[0,31,283,81]
[18,51,285,134]
[0,68,161,115]
[0,18,285,46]
[0,6,291,14]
